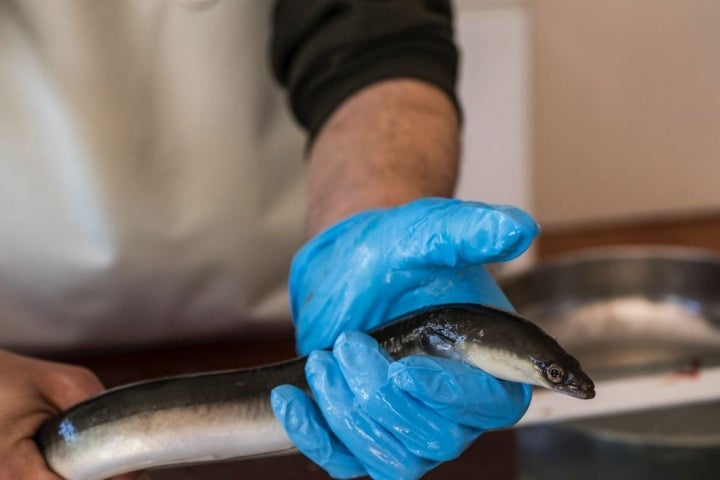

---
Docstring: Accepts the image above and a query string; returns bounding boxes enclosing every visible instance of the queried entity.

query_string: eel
[36,303,594,480]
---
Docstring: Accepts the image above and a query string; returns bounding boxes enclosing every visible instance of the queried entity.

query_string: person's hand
[0,350,146,480]
[273,331,532,479]
[272,198,539,479]
[289,198,538,354]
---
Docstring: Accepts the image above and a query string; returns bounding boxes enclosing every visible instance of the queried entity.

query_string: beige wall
[533,0,720,229]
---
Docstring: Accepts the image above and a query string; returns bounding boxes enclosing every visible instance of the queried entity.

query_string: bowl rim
[500,244,720,285]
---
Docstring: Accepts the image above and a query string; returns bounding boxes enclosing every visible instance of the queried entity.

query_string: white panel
[455,1,535,270]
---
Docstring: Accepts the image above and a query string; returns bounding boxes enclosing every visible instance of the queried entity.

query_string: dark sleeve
[271,0,459,138]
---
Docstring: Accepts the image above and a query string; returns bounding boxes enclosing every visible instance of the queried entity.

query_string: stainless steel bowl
[499,247,720,479]
[502,246,720,373]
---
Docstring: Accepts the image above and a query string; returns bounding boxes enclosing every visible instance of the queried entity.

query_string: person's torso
[0,0,306,353]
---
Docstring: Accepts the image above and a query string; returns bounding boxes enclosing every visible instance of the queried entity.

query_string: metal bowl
[501,246,720,374]
[499,247,720,479]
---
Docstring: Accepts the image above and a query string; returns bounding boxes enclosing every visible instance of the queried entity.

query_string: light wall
[455,0,532,212]
[454,0,534,269]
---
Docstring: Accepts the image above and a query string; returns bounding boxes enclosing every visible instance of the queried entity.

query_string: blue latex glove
[271,198,539,479]
[272,332,533,479]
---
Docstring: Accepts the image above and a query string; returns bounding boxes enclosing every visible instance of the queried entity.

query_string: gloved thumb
[380,199,539,269]
[389,355,532,430]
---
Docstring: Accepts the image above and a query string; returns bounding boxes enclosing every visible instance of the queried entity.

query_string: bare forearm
[306,79,461,235]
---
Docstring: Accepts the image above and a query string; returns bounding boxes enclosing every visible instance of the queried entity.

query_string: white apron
[0,0,307,353]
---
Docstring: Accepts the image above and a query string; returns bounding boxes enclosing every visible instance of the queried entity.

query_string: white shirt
[0,0,306,352]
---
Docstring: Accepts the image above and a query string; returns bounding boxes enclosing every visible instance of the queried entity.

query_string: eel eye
[545,364,566,384]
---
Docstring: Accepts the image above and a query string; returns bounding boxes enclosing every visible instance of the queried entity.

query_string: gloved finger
[388,199,539,269]
[333,331,480,461]
[389,356,532,430]
[305,350,434,480]
[270,385,367,479]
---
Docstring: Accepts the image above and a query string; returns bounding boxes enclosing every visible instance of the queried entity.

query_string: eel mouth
[553,381,596,400]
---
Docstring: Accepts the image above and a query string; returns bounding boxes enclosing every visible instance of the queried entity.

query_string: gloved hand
[273,332,533,479]
[271,198,539,479]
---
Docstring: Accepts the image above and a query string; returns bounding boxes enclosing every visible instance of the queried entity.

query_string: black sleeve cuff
[271,0,460,139]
